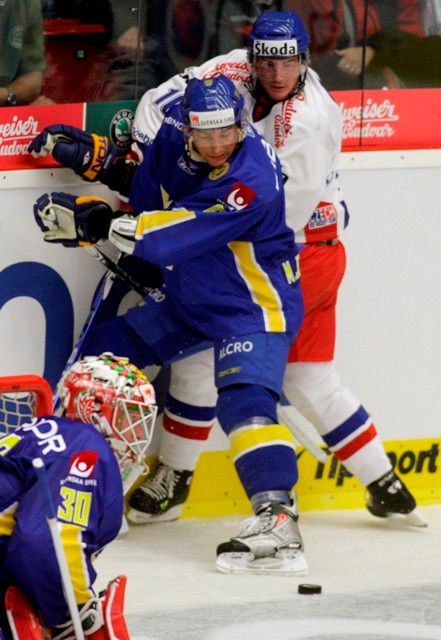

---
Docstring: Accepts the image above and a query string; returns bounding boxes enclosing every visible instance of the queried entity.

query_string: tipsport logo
[312,442,439,487]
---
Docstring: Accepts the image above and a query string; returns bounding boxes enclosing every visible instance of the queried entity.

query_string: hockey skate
[216,500,308,576]
[127,463,193,524]
[366,470,427,527]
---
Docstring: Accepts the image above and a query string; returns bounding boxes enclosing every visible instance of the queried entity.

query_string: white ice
[95,504,441,639]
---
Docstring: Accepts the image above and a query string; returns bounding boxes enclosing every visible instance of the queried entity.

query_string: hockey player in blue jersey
[0,353,157,639]
[32,75,308,575]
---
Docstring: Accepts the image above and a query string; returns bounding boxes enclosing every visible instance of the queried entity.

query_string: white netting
[0,376,53,435]
[0,392,37,434]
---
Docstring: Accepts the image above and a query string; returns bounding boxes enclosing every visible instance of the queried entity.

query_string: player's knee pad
[216,384,278,435]
[170,349,217,406]
[283,361,339,419]
[283,361,360,435]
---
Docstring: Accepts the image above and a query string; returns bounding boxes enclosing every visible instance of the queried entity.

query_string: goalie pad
[101,575,130,640]
[51,575,130,640]
[5,586,49,640]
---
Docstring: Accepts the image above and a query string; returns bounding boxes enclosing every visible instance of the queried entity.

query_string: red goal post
[0,375,53,433]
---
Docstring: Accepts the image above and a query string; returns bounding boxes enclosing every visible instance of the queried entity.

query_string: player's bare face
[191,125,239,167]
[254,56,301,101]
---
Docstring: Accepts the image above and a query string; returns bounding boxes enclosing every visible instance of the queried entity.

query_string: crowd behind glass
[0,0,440,108]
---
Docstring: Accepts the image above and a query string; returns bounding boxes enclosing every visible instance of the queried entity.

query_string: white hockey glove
[108,214,138,255]
[34,192,115,247]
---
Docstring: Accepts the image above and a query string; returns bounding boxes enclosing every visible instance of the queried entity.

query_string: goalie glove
[34,192,116,247]
[28,125,117,182]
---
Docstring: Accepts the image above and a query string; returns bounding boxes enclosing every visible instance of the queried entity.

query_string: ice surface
[95,505,441,639]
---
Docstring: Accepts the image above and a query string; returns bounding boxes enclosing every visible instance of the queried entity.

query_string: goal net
[0,375,53,435]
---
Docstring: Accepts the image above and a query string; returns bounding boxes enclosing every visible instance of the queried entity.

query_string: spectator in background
[103,0,288,101]
[101,0,178,100]
[0,0,49,106]
[365,0,441,87]
[366,26,441,87]
[290,0,424,89]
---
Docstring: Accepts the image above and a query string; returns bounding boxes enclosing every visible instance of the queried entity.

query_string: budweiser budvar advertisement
[0,90,440,170]
[331,89,441,151]
[0,104,84,171]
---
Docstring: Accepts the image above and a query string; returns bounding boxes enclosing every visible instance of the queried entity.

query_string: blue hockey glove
[34,192,115,247]
[28,125,115,182]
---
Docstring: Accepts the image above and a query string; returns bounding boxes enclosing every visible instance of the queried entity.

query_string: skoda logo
[110,109,135,151]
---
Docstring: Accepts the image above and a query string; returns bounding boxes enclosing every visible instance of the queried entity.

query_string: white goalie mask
[58,353,157,474]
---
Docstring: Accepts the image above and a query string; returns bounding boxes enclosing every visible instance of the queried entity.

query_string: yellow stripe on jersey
[0,504,17,536]
[136,209,196,236]
[160,185,172,208]
[0,433,22,457]
[60,523,94,604]
[228,241,286,332]
[229,423,295,462]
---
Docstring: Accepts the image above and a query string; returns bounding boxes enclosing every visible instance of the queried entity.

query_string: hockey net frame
[0,375,53,434]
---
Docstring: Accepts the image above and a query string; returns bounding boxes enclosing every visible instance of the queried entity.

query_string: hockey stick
[277,391,328,463]
[53,266,116,413]
[32,458,86,640]
[53,246,152,413]
[83,245,151,298]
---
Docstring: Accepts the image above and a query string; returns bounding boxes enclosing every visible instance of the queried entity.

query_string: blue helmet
[248,10,310,60]
[181,76,244,130]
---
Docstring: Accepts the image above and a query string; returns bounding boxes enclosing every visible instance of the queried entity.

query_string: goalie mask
[58,353,157,473]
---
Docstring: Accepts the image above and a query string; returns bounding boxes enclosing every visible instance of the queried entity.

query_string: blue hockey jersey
[0,417,123,626]
[128,104,301,339]
[0,416,123,542]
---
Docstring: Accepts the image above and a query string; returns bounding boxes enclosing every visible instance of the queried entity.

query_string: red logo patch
[69,450,98,478]
[225,182,256,211]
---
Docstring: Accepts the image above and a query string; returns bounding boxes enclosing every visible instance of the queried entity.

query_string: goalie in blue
[0,354,157,639]
[33,75,307,575]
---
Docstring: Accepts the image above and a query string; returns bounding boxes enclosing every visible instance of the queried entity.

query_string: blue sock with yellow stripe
[217,384,299,499]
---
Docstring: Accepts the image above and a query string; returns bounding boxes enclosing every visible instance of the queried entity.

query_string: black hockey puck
[298,583,322,595]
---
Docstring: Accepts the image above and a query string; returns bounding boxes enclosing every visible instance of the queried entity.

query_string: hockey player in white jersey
[125,9,424,529]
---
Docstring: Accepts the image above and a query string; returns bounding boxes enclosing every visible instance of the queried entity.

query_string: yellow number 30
[57,487,92,527]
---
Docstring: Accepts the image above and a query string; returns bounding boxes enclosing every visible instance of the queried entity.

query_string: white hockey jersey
[133,49,349,243]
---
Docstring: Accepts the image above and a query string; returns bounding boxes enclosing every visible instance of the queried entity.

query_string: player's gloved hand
[108,214,139,255]
[28,125,113,182]
[34,192,115,247]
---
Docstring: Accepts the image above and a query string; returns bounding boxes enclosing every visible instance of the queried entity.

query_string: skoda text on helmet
[248,10,310,97]
[181,76,245,131]
[248,11,309,59]
[58,353,157,474]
